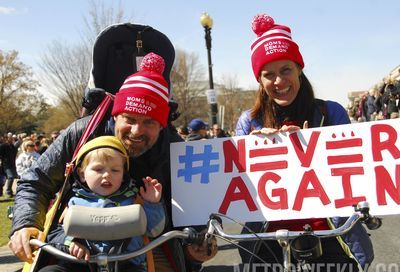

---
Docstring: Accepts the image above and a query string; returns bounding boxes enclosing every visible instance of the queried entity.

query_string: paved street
[0,245,23,272]
[1,215,399,272]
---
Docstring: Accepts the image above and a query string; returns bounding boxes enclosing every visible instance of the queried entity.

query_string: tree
[81,0,125,50]
[38,0,128,118]
[218,75,256,132]
[38,42,91,118]
[170,49,207,127]
[36,105,75,135]
[0,50,47,134]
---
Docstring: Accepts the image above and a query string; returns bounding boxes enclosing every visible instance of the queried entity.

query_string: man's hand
[8,227,44,263]
[184,234,218,263]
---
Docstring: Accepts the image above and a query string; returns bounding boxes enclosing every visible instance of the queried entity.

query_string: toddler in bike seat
[40,136,165,272]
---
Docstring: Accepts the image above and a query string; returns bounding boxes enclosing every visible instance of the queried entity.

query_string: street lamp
[200,12,218,125]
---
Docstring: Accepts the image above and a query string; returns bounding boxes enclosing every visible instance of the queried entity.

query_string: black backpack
[82,23,177,119]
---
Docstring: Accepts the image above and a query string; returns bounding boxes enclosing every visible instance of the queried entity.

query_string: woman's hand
[280,121,308,133]
[250,127,279,135]
[251,121,308,135]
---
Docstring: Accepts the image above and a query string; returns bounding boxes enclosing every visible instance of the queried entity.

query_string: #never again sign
[170,119,400,227]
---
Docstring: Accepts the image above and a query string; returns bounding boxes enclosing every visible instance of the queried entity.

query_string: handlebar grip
[364,216,382,230]
[183,227,205,244]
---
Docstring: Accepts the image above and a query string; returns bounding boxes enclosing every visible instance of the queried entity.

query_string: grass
[0,196,14,246]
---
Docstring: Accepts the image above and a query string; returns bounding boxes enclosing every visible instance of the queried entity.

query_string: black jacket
[11,115,186,270]
[0,142,18,171]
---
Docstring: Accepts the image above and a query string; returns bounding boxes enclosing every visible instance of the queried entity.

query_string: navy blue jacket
[235,100,374,269]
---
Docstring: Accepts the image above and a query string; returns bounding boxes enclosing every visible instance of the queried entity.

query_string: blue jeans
[4,168,18,196]
[0,175,5,195]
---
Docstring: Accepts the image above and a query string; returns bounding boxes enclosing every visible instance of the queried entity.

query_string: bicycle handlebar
[207,212,363,242]
[30,228,201,264]
[30,201,381,266]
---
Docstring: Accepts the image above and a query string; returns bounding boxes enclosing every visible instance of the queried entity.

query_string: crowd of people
[0,130,60,197]
[177,119,231,141]
[347,80,400,123]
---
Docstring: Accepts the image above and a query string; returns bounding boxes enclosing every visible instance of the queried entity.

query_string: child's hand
[69,241,90,261]
[140,176,162,203]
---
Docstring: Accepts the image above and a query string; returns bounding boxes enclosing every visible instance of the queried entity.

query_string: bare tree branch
[37,1,129,119]
[171,49,207,125]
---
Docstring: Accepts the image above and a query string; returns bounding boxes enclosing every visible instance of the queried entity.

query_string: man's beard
[123,134,150,158]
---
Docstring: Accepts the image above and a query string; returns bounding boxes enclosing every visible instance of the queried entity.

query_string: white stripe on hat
[251,36,293,55]
[124,75,169,94]
[120,83,169,102]
[260,29,292,39]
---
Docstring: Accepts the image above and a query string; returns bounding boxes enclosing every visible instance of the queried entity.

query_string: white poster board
[170,119,400,227]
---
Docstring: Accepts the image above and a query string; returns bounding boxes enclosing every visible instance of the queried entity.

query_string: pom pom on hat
[140,52,165,74]
[112,53,170,127]
[250,13,304,80]
[252,14,275,37]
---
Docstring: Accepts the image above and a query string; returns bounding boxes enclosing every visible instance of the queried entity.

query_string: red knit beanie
[251,14,304,81]
[111,53,170,128]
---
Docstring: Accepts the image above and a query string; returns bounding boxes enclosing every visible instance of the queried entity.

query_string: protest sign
[170,119,400,226]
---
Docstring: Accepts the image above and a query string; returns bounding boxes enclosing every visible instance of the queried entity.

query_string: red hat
[111,53,170,127]
[251,14,304,80]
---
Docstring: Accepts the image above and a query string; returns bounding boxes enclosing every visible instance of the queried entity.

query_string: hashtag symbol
[177,144,219,184]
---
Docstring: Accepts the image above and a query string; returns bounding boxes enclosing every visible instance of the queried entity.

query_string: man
[9,53,216,271]
[0,135,5,196]
[50,130,60,143]
[211,123,228,138]
[0,133,18,197]
[186,118,209,141]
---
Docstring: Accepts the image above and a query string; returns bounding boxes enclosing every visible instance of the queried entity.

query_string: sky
[1,0,399,108]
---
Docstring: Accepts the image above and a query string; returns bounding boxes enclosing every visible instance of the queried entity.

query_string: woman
[16,140,40,177]
[236,14,373,272]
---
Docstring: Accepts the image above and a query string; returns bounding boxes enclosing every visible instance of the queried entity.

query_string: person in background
[0,135,5,197]
[50,130,60,143]
[235,13,373,271]
[16,140,40,178]
[38,137,51,154]
[211,123,228,138]
[366,89,377,121]
[187,118,209,141]
[0,133,18,198]
[177,125,189,141]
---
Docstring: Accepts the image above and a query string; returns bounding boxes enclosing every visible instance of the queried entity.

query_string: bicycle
[29,201,381,272]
